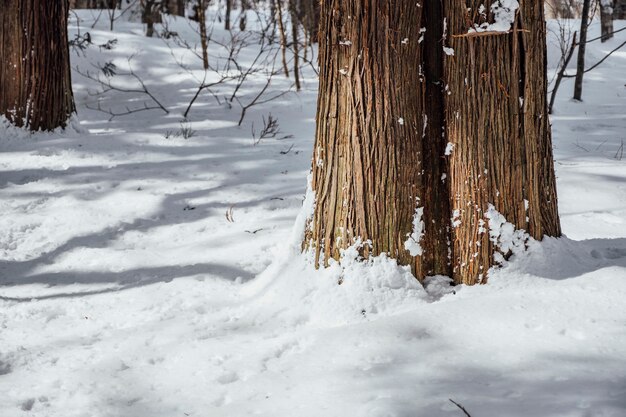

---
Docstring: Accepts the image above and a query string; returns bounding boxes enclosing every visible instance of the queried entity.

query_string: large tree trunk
[443,1,561,284]
[305,0,428,274]
[305,0,561,285]
[0,0,75,131]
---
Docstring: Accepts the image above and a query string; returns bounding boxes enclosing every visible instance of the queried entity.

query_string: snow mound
[244,240,428,327]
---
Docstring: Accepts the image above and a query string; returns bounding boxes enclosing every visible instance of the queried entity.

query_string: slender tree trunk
[238,0,250,31]
[225,0,232,30]
[197,0,209,69]
[276,0,290,78]
[305,0,561,285]
[574,0,592,100]
[0,0,75,131]
[142,0,163,37]
[289,0,301,91]
[270,0,277,43]
[600,0,614,42]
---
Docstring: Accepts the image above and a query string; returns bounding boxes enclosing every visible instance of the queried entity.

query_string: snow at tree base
[1,9,626,417]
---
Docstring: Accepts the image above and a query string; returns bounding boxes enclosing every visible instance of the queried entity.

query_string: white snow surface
[1,12,626,417]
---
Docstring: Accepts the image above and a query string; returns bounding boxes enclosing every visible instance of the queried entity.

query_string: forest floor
[1,10,625,417]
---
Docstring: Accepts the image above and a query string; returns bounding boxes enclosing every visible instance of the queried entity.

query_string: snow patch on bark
[290,174,316,248]
[484,204,529,264]
[404,203,425,257]
[469,0,519,34]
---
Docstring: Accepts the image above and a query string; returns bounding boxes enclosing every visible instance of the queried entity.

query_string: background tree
[0,0,75,131]
[599,0,614,42]
[574,0,592,100]
[305,0,561,285]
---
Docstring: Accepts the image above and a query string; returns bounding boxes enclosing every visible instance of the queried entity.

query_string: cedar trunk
[443,1,561,284]
[306,0,561,285]
[0,0,75,131]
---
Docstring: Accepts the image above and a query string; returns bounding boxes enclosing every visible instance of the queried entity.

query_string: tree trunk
[0,0,75,131]
[196,0,209,69]
[305,0,427,274]
[142,0,163,38]
[305,0,561,285]
[225,0,232,30]
[443,0,561,284]
[276,0,290,78]
[289,0,301,91]
[574,0,592,101]
[600,1,614,42]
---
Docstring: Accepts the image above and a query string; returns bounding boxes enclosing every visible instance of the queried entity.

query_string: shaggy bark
[305,0,561,285]
[0,0,75,131]
[305,0,427,274]
[443,1,561,284]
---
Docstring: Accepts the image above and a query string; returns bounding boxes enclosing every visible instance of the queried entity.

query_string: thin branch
[562,39,626,77]
[448,399,473,417]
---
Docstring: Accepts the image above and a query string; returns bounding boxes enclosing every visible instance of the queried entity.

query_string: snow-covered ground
[1,11,625,417]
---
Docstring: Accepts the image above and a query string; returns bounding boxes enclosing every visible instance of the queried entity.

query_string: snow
[469,0,520,34]
[1,11,626,417]
[484,204,529,264]
[404,202,424,257]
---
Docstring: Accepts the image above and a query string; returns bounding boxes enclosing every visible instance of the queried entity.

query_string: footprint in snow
[216,371,239,384]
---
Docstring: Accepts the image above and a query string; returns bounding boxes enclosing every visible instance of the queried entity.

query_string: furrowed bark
[0,0,75,131]
[305,1,561,286]
[305,0,426,274]
[443,0,561,284]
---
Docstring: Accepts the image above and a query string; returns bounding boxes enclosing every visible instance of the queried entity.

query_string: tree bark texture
[305,0,561,285]
[0,0,75,131]
[443,0,561,284]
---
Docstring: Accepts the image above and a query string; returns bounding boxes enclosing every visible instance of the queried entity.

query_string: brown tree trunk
[305,0,427,274]
[301,0,320,45]
[225,0,232,30]
[305,0,561,285]
[276,0,290,78]
[196,0,209,69]
[142,0,163,37]
[443,0,561,284]
[574,0,592,100]
[289,0,301,91]
[600,1,614,42]
[0,0,75,131]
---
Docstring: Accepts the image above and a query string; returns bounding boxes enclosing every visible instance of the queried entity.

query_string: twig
[449,399,473,417]
[73,56,169,118]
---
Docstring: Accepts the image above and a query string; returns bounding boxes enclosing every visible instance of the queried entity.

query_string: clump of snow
[484,204,528,263]
[290,174,316,248]
[444,142,454,155]
[451,209,461,228]
[246,239,428,327]
[469,0,519,34]
[404,201,425,257]
[423,275,456,301]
